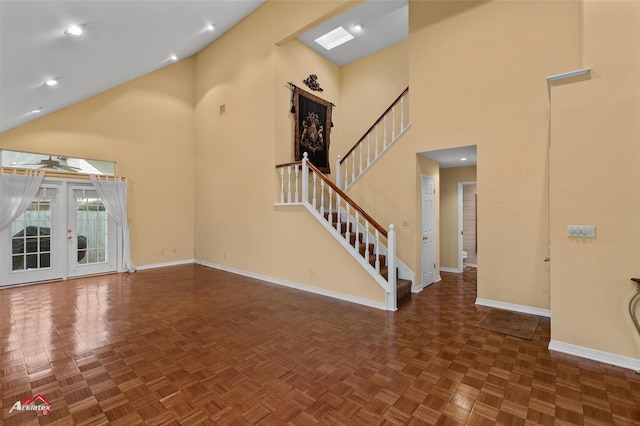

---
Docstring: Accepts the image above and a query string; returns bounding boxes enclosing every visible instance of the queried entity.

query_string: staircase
[274,88,413,310]
[324,212,412,304]
[336,87,410,191]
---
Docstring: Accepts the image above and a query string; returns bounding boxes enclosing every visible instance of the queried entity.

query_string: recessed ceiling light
[29,107,43,114]
[314,26,354,50]
[460,157,468,161]
[45,78,59,86]
[353,24,363,32]
[64,24,84,36]
[206,24,215,31]
[169,54,178,62]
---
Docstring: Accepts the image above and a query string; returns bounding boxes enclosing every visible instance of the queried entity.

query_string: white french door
[0,180,117,286]
[67,184,117,277]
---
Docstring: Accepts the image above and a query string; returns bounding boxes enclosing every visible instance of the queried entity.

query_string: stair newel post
[336,156,342,191]
[294,165,299,203]
[374,229,381,273]
[301,152,309,204]
[319,180,325,217]
[279,167,285,203]
[388,224,397,311]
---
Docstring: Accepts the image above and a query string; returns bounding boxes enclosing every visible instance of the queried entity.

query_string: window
[0,149,115,175]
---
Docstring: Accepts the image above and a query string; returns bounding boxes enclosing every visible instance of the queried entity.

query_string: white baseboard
[135,259,195,271]
[475,298,551,318]
[549,340,640,372]
[439,267,459,273]
[197,260,387,311]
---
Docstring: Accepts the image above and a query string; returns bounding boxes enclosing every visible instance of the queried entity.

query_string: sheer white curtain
[0,169,45,232]
[90,175,135,272]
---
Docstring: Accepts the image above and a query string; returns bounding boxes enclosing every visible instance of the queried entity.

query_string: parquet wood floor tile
[1,265,640,425]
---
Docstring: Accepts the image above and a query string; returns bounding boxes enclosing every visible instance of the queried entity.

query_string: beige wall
[193,0,387,305]
[402,0,579,310]
[549,0,640,357]
[339,41,409,159]
[0,59,197,267]
[337,41,411,266]
[439,166,477,269]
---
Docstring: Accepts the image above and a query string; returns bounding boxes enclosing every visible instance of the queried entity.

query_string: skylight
[314,26,354,50]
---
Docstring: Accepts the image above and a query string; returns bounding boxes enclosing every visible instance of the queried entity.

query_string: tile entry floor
[1,265,639,425]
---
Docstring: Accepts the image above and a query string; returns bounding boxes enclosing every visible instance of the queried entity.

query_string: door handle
[544,257,550,262]
[67,235,73,240]
[423,236,429,240]
[68,229,72,233]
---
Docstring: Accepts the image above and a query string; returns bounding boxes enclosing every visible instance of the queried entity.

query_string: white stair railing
[275,154,397,310]
[336,88,410,192]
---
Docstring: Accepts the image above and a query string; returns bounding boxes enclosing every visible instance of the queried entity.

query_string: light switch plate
[568,225,596,238]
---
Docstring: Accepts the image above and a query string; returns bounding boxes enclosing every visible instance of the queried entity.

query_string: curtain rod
[287,82,336,107]
[0,167,126,181]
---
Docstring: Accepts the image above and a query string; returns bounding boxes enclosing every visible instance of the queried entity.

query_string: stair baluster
[287,166,292,203]
[345,204,351,246]
[391,105,396,142]
[328,186,333,225]
[354,211,360,254]
[377,119,382,156]
[364,222,370,260]
[294,165,299,203]
[279,167,285,203]
[320,180,325,217]
[367,133,371,168]
[374,229,381,273]
[336,194,342,236]
[312,172,317,209]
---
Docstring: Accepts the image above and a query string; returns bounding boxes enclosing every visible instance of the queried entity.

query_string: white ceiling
[420,145,478,168]
[0,0,409,133]
[0,0,264,132]
[297,0,407,66]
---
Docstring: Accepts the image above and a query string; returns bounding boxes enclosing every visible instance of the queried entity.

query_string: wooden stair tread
[324,212,411,305]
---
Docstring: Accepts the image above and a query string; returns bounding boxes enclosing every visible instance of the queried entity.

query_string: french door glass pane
[76,197,108,265]
[11,198,52,271]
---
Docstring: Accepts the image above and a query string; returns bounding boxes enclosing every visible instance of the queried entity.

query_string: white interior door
[421,175,436,287]
[67,184,117,277]
[1,183,64,285]
[0,180,117,286]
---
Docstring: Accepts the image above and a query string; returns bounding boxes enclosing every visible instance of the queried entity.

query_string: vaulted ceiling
[0,0,408,132]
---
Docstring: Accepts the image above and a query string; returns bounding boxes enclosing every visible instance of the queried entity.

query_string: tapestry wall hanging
[292,86,333,173]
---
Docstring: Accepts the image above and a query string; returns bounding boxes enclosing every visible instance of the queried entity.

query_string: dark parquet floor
[1,265,639,425]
